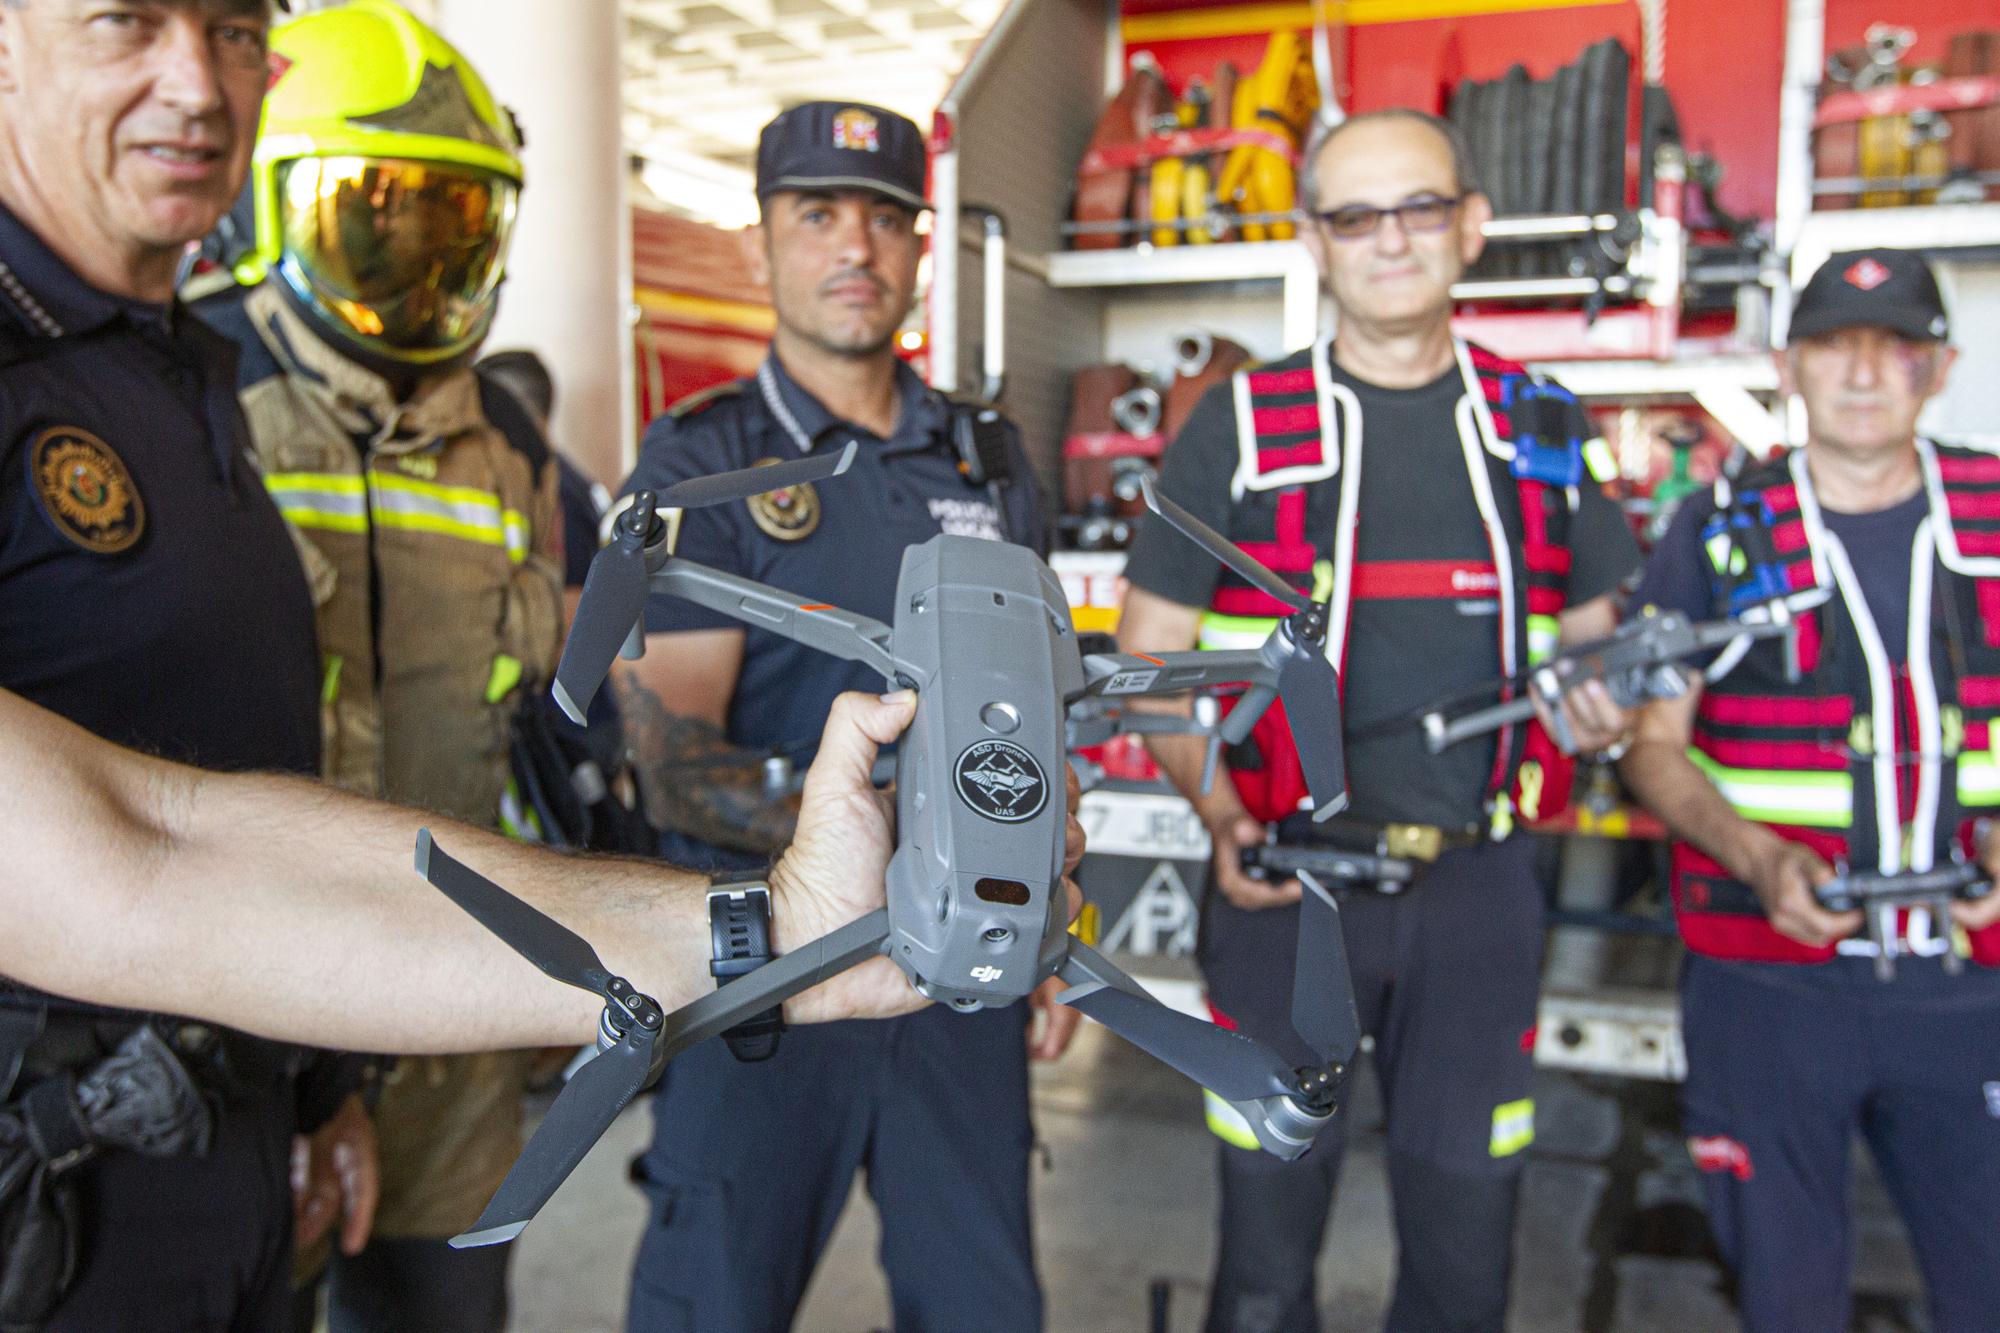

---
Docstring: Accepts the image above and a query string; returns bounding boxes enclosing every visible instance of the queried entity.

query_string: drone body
[882,536,1076,1009]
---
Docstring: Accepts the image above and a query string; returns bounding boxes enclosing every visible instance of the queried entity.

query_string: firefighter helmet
[248,0,524,365]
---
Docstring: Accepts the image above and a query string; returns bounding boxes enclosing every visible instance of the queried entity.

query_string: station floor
[508,1019,1928,1332]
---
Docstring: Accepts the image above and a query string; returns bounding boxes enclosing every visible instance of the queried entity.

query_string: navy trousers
[1197,836,1548,1333]
[625,1002,1041,1333]
[1680,952,2000,1333]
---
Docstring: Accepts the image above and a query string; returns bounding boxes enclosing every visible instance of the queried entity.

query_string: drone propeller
[1291,872,1361,1067]
[414,831,665,1246]
[1140,476,1309,613]
[1140,477,1347,819]
[553,443,858,723]
[653,441,857,511]
[553,491,662,725]
[454,1037,654,1247]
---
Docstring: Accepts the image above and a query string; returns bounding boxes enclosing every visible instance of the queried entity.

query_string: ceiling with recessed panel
[623,0,1006,224]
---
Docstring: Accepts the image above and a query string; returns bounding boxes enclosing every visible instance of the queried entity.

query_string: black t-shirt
[1125,350,1638,827]
[1633,486,1928,668]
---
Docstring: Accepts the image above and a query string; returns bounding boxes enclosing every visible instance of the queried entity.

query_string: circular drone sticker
[954,739,1049,824]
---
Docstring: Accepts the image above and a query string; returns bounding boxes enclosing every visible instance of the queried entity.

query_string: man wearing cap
[1620,248,2000,1330]
[611,101,1074,1332]
[0,2,375,1328]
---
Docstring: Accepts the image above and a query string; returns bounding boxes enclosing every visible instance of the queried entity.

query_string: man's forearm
[610,670,797,853]
[6,689,714,1052]
[1618,740,1779,879]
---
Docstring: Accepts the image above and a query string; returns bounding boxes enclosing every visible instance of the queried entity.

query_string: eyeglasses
[1312,195,1462,241]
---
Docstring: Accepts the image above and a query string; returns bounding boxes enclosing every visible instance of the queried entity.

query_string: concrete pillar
[436,0,634,486]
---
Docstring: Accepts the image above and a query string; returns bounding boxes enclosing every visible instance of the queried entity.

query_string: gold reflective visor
[277,156,519,359]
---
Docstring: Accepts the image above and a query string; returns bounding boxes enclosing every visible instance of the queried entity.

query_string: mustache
[818,268,888,298]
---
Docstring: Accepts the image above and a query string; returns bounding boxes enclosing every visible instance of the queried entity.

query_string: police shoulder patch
[29,426,145,554]
[667,379,746,421]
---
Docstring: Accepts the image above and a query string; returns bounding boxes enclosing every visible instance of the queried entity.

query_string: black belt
[1292,815,1488,864]
[2,1007,296,1106]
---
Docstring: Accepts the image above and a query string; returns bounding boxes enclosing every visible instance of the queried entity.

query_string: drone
[414,454,1360,1246]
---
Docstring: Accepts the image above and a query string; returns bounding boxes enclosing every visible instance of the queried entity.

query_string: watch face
[954,739,1049,824]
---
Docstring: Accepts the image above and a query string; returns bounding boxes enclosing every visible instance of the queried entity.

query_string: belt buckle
[1383,823,1443,864]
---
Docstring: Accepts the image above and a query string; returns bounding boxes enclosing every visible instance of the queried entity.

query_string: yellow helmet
[249,0,524,365]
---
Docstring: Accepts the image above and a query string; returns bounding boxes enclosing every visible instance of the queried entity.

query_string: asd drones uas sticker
[414,450,1360,1246]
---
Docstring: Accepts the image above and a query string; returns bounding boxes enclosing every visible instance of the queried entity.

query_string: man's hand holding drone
[776,689,1088,1026]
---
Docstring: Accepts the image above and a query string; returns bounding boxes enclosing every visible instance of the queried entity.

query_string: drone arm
[654,908,894,1062]
[653,562,901,684]
[1077,650,1273,700]
[1053,937,1292,1100]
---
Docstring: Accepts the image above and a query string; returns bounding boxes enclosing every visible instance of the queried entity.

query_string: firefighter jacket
[1203,338,1606,830]
[221,283,564,823]
[1673,441,2000,968]
[209,282,565,1238]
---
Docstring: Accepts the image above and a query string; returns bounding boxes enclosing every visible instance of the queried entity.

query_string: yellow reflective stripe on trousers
[264,472,367,534]
[1198,611,1279,652]
[1490,1097,1535,1157]
[1960,750,2000,806]
[1203,1088,1261,1150]
[371,474,531,563]
[1690,750,1854,828]
[1526,613,1561,666]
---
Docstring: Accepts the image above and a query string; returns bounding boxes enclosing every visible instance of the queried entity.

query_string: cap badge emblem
[1844,258,1892,291]
[833,108,880,153]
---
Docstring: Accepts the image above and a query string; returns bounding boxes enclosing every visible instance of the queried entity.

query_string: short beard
[784,318,898,362]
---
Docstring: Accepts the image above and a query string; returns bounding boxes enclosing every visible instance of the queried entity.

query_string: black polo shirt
[0,201,319,776]
[625,353,1044,757]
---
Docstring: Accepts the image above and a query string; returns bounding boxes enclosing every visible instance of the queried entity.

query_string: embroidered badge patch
[30,426,145,554]
[832,107,880,152]
[744,458,821,542]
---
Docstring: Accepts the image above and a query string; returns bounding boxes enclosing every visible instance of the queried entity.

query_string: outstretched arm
[3,686,924,1052]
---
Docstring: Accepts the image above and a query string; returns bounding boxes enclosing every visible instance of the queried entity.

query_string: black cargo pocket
[625,1157,729,1333]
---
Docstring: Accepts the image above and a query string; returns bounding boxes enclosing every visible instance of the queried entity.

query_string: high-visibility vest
[1672,441,2000,967]
[1198,338,1607,829]
[226,283,565,829]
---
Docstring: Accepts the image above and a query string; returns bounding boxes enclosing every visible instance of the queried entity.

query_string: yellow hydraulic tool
[1149,105,1191,246]
[1218,30,1319,242]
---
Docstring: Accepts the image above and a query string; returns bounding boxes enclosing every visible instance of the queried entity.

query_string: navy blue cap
[1791,248,1950,343]
[755,102,929,212]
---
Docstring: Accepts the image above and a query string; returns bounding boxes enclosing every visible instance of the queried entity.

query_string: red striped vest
[1673,441,2000,966]
[1197,338,1586,829]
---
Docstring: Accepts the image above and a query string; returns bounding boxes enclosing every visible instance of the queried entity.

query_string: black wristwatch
[707,870,785,1062]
